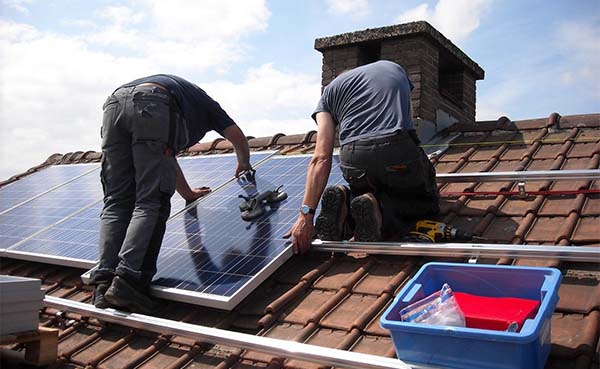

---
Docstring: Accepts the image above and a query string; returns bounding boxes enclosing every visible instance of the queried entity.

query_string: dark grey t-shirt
[312,60,414,145]
[120,74,235,150]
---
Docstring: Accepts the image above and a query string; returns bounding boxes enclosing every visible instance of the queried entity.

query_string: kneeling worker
[90,74,253,313]
[290,60,439,254]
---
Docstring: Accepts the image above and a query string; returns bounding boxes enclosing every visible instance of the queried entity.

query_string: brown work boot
[315,185,351,241]
[350,193,382,242]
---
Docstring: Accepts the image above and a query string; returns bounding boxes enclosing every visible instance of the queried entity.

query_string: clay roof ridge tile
[548,112,561,129]
[268,133,286,147]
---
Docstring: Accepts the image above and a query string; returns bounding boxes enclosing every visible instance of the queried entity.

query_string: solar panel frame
[92,154,345,310]
[6,152,276,268]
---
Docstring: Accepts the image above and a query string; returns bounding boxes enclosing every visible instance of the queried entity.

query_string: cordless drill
[408,220,487,243]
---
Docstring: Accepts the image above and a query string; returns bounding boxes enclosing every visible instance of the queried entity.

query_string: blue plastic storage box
[380,262,562,369]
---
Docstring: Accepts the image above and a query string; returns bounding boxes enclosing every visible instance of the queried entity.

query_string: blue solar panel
[171,152,272,215]
[0,168,103,249]
[150,155,345,309]
[5,153,273,266]
[0,164,97,214]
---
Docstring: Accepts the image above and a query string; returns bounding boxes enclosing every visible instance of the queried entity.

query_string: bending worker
[90,74,252,313]
[290,60,439,254]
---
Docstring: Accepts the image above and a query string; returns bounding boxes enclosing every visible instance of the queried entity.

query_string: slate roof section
[1,112,600,369]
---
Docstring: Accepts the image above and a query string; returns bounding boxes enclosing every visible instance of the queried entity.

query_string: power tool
[405,220,488,243]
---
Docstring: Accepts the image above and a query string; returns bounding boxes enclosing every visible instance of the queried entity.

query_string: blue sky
[0,0,598,180]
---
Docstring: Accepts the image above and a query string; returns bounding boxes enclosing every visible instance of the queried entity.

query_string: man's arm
[221,124,252,177]
[175,160,211,202]
[289,112,336,254]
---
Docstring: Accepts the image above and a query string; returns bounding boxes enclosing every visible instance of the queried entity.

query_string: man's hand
[183,186,211,203]
[235,162,253,178]
[286,215,315,254]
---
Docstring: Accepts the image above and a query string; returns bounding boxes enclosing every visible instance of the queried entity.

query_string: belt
[347,130,415,146]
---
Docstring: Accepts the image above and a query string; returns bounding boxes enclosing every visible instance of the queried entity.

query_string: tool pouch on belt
[340,164,374,194]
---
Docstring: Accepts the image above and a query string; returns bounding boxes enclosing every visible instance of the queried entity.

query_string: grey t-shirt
[312,60,414,145]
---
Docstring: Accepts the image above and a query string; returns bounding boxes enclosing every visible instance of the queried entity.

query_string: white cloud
[145,0,270,41]
[396,0,491,42]
[326,0,369,16]
[2,0,32,14]
[556,19,600,93]
[202,63,321,137]
[0,0,274,180]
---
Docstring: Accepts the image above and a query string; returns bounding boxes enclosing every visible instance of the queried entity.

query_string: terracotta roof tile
[557,277,600,314]
[320,294,379,330]
[571,217,600,243]
[582,195,600,216]
[551,311,600,358]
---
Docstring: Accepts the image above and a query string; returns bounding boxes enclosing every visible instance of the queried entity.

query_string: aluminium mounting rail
[43,296,442,369]
[435,169,600,183]
[312,240,600,262]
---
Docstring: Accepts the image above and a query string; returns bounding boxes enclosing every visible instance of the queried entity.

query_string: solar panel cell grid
[4,153,273,264]
[152,155,344,307]
[0,170,103,248]
[0,164,97,213]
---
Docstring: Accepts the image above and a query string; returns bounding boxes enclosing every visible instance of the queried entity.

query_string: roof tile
[352,262,412,296]
[571,217,600,243]
[557,277,600,314]
[525,217,568,242]
[539,196,580,216]
[551,311,600,358]
[320,294,379,331]
[348,335,395,357]
[481,216,521,242]
[582,195,600,216]
[282,290,336,325]
[137,343,197,369]
[285,329,354,369]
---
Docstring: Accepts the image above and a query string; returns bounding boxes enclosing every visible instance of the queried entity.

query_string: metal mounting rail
[436,169,600,183]
[312,240,600,262]
[44,296,436,369]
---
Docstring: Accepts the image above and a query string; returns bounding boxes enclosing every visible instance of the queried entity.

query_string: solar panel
[0,164,97,214]
[4,153,274,267]
[171,152,273,216]
[0,168,103,249]
[147,155,345,310]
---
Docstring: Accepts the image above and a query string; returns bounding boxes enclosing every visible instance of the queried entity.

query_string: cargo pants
[90,85,178,290]
[339,130,440,236]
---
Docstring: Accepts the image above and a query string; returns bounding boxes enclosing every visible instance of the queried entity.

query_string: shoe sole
[351,196,381,242]
[315,187,346,241]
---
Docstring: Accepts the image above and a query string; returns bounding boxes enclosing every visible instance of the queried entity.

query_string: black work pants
[339,130,439,235]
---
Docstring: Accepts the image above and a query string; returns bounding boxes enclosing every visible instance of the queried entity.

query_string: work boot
[351,193,382,242]
[93,283,111,309]
[315,185,350,241]
[104,276,159,315]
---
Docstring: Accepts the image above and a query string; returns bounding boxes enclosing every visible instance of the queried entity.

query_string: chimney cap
[314,21,484,80]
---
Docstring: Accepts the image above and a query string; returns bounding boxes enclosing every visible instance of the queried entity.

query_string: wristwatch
[300,204,316,215]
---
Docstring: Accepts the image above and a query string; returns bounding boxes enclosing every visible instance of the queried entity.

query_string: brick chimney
[314,21,485,142]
